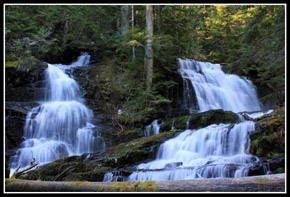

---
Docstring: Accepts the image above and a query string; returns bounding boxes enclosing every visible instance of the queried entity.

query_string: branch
[53,166,74,181]
[11,158,39,179]
[111,117,124,136]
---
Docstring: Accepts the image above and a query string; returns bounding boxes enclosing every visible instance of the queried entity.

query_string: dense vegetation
[5,4,285,124]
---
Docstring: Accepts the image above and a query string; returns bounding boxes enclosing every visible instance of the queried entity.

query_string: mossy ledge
[160,109,238,132]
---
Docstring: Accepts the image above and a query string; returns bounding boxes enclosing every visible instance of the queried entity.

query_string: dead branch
[53,166,74,181]
[11,158,39,179]
[111,117,124,136]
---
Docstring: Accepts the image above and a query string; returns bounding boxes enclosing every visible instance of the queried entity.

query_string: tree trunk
[131,5,135,59]
[5,174,285,192]
[156,5,163,34]
[121,5,129,36]
[144,5,154,90]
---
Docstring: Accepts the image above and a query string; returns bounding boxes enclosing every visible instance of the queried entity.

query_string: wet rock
[160,109,238,132]
[102,129,183,168]
[248,155,285,177]
[164,162,183,169]
[5,58,47,102]
[248,108,285,176]
[250,107,285,158]
[5,102,41,167]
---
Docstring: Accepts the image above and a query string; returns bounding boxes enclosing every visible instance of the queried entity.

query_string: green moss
[250,107,285,158]
[159,118,176,132]
[103,129,181,167]
[63,181,94,187]
[94,166,113,172]
[18,155,83,181]
[276,168,285,173]
[174,115,189,129]
[200,116,207,124]
[256,178,270,184]
[160,110,238,133]
[5,61,18,68]
[114,181,141,192]
[139,181,157,192]
[250,131,283,158]
[223,110,238,123]
[94,185,113,192]
[5,178,21,184]
[114,181,157,192]
[261,118,279,126]
[188,109,237,129]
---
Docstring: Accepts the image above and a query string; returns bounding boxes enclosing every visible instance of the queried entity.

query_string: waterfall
[144,120,163,137]
[177,58,262,113]
[128,121,258,181]
[9,53,105,176]
[122,59,268,182]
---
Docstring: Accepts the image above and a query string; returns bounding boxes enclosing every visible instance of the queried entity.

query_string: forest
[5,4,285,192]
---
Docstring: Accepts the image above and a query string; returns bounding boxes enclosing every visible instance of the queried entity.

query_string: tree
[121,5,129,36]
[131,5,135,59]
[144,5,153,90]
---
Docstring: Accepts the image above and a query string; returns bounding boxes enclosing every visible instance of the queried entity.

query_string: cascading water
[177,58,262,113]
[118,58,269,182]
[9,53,105,177]
[144,120,163,137]
[128,121,258,181]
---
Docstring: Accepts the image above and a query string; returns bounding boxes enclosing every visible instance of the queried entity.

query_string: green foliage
[5,5,120,62]
[228,5,285,105]
[5,61,18,68]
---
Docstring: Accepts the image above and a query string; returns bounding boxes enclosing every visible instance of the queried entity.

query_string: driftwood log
[5,173,285,192]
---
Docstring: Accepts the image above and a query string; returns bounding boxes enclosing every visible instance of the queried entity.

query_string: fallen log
[5,173,285,192]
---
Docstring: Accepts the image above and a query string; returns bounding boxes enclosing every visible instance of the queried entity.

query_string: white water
[244,109,274,119]
[144,120,163,137]
[122,59,268,182]
[177,58,262,113]
[9,53,105,176]
[128,121,258,181]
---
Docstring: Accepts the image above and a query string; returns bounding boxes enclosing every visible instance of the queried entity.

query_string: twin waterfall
[10,55,267,181]
[9,53,105,176]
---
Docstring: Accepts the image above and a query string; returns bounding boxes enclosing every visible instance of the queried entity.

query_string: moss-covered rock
[250,107,285,158]
[160,109,238,132]
[102,129,182,168]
